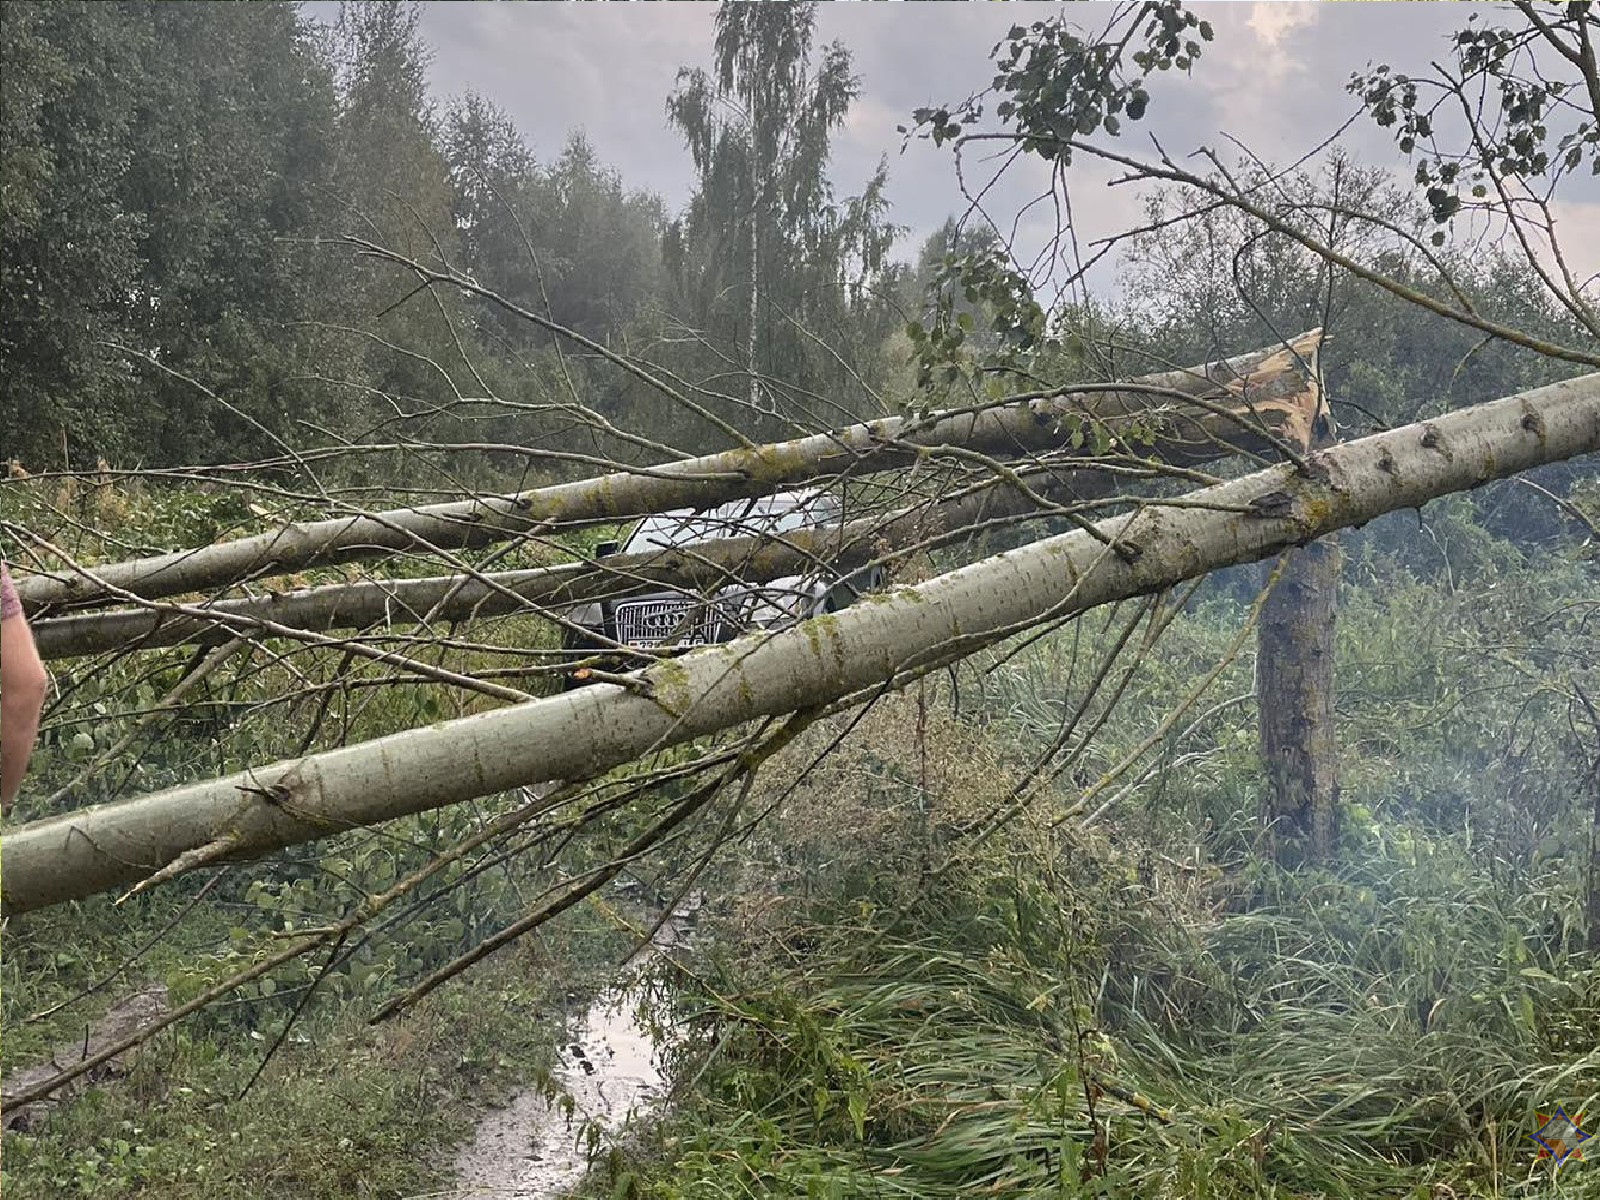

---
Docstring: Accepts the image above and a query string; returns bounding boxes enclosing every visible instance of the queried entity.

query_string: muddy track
[448,906,693,1199]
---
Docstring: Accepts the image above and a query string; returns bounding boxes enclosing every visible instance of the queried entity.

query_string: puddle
[446,903,693,1200]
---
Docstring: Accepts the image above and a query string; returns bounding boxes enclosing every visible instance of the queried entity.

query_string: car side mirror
[594,540,619,559]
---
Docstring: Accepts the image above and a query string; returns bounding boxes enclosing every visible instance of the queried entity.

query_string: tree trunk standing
[1578,688,1600,953]
[1257,536,1341,866]
[1588,756,1600,954]
[1257,365,1343,866]
[747,119,763,416]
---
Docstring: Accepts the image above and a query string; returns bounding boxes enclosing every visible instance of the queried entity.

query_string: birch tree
[666,4,898,428]
[907,0,1599,863]
[7,6,1599,1123]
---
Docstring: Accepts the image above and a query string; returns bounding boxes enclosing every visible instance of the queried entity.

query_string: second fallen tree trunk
[15,334,1320,614]
[26,457,1179,659]
[4,370,1595,915]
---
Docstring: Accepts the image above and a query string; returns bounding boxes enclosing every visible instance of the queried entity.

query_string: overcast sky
[367,2,1599,297]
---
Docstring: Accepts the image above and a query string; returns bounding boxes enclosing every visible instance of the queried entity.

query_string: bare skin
[2,571,49,814]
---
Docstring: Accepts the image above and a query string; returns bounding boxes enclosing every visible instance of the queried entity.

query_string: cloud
[1542,199,1600,299]
[1247,2,1319,48]
[400,1,1598,303]
[415,2,715,189]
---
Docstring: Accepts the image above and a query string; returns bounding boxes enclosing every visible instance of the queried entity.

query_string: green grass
[5,463,1596,1199]
[2,892,636,1199]
[600,842,1600,1198]
[584,535,1600,1199]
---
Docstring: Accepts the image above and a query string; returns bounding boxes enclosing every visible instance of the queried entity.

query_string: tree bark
[1588,747,1600,954]
[1578,687,1600,954]
[4,370,1594,914]
[1256,351,1342,868]
[14,335,1322,614]
[27,449,1235,660]
[747,117,764,415]
[1257,536,1341,865]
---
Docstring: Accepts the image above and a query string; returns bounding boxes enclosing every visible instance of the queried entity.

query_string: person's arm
[2,566,49,814]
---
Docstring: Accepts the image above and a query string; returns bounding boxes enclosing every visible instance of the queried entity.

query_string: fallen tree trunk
[14,334,1320,614]
[4,371,1594,914]
[26,458,1164,659]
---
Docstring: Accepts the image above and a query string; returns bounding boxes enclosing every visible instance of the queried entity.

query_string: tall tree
[538,133,670,349]
[444,90,537,346]
[1,2,148,465]
[0,2,347,467]
[323,1,467,424]
[666,5,899,430]
[126,2,346,463]
[446,106,670,352]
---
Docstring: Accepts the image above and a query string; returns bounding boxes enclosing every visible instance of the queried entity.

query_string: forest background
[1,3,1598,1197]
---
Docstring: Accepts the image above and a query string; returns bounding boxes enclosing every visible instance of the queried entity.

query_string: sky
[364,1,1600,298]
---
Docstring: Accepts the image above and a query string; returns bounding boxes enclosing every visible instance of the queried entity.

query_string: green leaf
[847,1091,867,1140]
[813,1086,832,1120]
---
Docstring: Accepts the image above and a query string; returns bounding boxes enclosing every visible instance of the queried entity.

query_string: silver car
[560,488,882,681]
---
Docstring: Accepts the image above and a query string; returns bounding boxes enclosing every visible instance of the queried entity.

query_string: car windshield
[623,493,840,553]
[625,512,728,551]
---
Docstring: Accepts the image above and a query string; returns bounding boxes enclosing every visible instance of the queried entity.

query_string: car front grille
[613,598,721,647]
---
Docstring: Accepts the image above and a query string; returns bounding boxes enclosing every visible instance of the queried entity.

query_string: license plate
[615,600,716,647]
